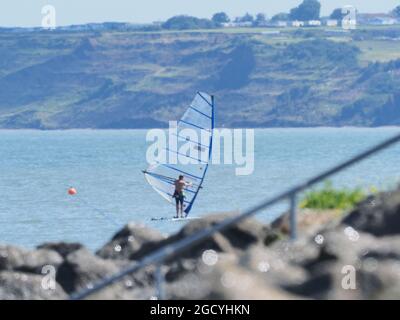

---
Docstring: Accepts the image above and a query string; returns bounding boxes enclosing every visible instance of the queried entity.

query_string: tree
[392,5,400,18]
[162,15,215,30]
[271,13,290,22]
[235,13,254,23]
[212,12,230,25]
[330,8,345,20]
[290,0,321,21]
[254,13,267,26]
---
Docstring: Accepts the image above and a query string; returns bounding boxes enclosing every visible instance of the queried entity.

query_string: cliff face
[0,30,400,129]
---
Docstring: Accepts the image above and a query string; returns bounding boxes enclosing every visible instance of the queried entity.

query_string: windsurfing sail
[143,92,215,217]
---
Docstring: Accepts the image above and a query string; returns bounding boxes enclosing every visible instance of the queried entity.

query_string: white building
[306,20,322,27]
[222,21,253,28]
[291,20,305,27]
[272,21,288,27]
[324,19,338,27]
[357,13,398,26]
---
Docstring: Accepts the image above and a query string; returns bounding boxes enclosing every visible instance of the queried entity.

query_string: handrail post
[289,193,297,241]
[155,262,165,300]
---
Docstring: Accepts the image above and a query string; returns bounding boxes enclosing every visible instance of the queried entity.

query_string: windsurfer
[173,175,192,218]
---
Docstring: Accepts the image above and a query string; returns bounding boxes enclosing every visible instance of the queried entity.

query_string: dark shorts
[173,191,185,205]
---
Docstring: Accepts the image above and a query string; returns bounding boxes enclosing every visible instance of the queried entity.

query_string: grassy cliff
[1,26,400,129]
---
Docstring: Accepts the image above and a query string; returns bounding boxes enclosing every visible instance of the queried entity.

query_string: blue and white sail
[144,92,215,216]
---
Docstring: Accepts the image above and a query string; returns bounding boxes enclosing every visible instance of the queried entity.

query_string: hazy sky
[1,0,399,27]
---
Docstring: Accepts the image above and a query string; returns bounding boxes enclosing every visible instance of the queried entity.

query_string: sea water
[0,128,399,251]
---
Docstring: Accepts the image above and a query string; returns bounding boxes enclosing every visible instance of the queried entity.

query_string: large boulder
[57,248,120,294]
[96,223,166,260]
[164,244,307,299]
[56,248,154,297]
[165,250,301,300]
[86,282,155,300]
[282,227,375,299]
[0,271,67,300]
[130,213,276,262]
[357,259,400,299]
[356,236,400,299]
[272,209,342,236]
[300,228,376,271]
[0,245,63,274]
[343,189,400,236]
[283,227,400,299]
[37,242,84,258]
[238,245,308,288]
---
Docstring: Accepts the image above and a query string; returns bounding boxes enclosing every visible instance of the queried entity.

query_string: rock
[87,282,155,300]
[238,245,308,287]
[358,260,400,299]
[343,189,400,236]
[132,213,274,262]
[165,258,199,283]
[285,261,363,299]
[165,252,301,300]
[356,236,400,299]
[0,271,67,300]
[0,245,63,274]
[166,272,214,300]
[301,228,376,271]
[362,236,400,260]
[286,256,400,300]
[57,248,120,293]
[164,246,306,300]
[270,237,321,266]
[178,213,270,250]
[283,227,400,299]
[56,248,154,296]
[37,242,84,258]
[96,223,166,260]
[204,263,302,300]
[272,209,342,236]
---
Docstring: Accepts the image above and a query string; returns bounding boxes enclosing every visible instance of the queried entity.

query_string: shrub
[300,182,367,210]
[162,15,216,30]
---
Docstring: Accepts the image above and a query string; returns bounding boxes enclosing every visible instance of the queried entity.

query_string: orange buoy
[68,187,77,196]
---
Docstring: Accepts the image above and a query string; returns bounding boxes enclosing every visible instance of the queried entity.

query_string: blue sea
[0,128,399,251]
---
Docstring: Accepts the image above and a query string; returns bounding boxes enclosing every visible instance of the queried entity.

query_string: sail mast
[184,94,214,216]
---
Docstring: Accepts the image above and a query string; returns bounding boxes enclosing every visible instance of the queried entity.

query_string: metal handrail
[70,132,400,300]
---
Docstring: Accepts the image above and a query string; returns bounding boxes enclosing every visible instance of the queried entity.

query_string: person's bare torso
[174,179,186,193]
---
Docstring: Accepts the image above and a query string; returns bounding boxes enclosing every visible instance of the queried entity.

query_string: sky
[0,0,399,27]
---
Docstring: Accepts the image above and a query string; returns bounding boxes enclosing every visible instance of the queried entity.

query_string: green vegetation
[330,8,345,20]
[162,15,216,30]
[281,39,360,67]
[271,13,290,22]
[1,25,400,129]
[254,13,267,27]
[300,183,367,210]
[356,40,400,64]
[235,13,254,23]
[289,0,321,21]
[211,12,230,26]
[392,5,400,18]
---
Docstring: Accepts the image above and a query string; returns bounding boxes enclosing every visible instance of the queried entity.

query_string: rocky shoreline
[1,188,400,300]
